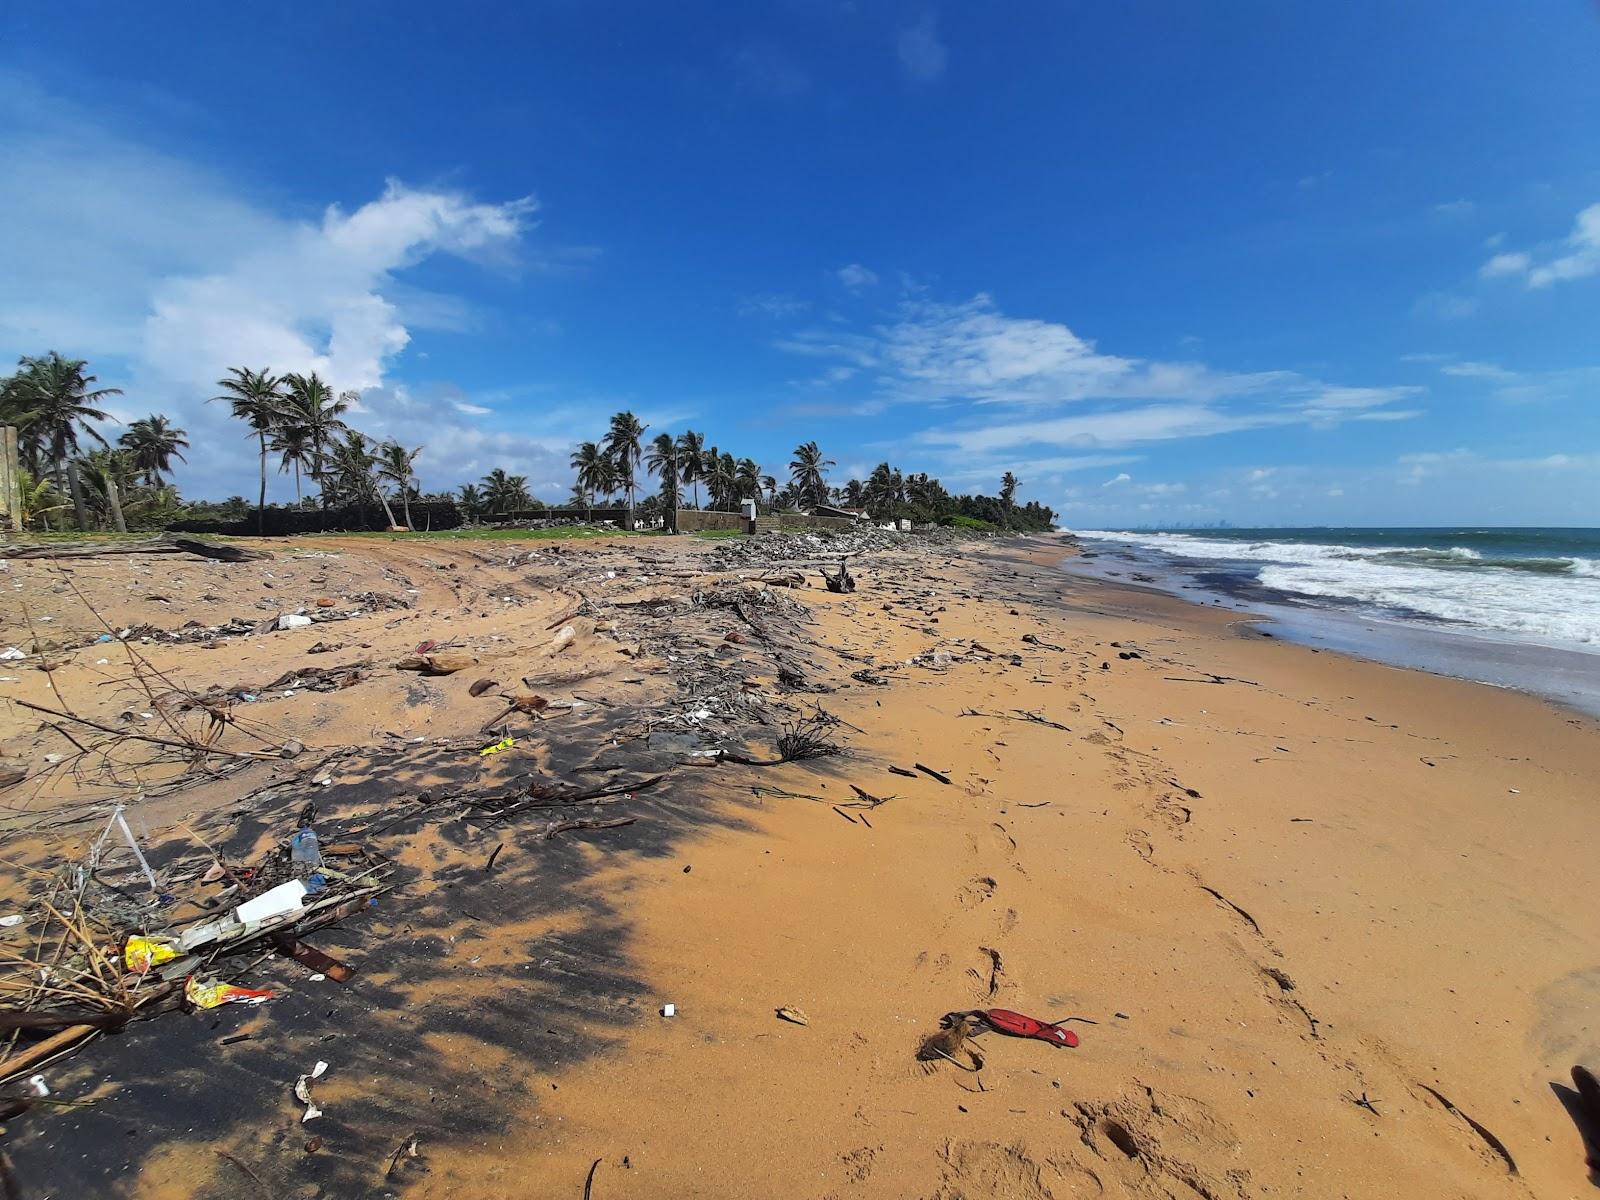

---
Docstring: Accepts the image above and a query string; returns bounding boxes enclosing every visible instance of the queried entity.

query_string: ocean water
[1063,527,1600,714]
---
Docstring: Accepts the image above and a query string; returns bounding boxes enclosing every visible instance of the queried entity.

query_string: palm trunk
[257,432,268,535]
[377,487,398,529]
[401,487,412,530]
[63,459,89,532]
[294,461,303,509]
[105,474,127,533]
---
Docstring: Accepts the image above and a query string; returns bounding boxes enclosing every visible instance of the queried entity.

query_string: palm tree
[603,411,647,510]
[281,373,351,504]
[326,430,397,526]
[645,432,679,530]
[761,474,778,508]
[481,467,521,515]
[78,447,135,532]
[11,353,121,531]
[865,462,901,520]
[377,440,422,529]
[735,457,761,501]
[709,451,737,511]
[842,479,865,510]
[212,367,288,534]
[458,483,484,518]
[117,415,188,488]
[570,441,609,518]
[270,422,314,507]
[788,441,834,511]
[675,430,706,509]
[999,471,1019,529]
[505,475,533,510]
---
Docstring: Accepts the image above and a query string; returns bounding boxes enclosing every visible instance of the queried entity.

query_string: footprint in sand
[1070,1085,1252,1199]
[930,1139,1105,1200]
[957,875,997,908]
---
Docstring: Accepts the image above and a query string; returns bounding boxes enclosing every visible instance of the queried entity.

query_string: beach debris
[0,536,270,563]
[231,879,312,925]
[824,558,856,593]
[550,624,578,654]
[124,936,177,974]
[294,1060,329,1122]
[396,650,477,675]
[917,1013,985,1073]
[484,843,506,872]
[660,1003,677,1018]
[386,1134,423,1179]
[479,736,515,756]
[888,765,918,778]
[915,763,952,785]
[943,1008,1093,1051]
[186,977,275,1010]
[1418,1084,1518,1175]
[469,677,498,697]
[775,1005,810,1026]
[0,915,23,928]
[278,614,313,631]
[270,934,356,984]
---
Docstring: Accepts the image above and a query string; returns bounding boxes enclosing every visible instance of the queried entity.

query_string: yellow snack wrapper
[124,936,176,975]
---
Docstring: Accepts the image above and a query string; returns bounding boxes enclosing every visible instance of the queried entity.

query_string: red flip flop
[978,1008,1082,1048]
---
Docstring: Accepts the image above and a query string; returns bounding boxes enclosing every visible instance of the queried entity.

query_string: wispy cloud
[738,292,810,319]
[896,12,948,83]
[777,293,1422,464]
[0,75,580,501]
[1478,201,1600,288]
[836,263,879,292]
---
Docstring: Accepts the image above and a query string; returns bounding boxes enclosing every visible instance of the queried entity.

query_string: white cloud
[1479,251,1531,279]
[0,75,581,501]
[836,263,879,292]
[781,293,1422,463]
[1477,201,1600,288]
[896,12,948,83]
[1102,472,1131,487]
[1439,361,1514,380]
[1528,203,1600,287]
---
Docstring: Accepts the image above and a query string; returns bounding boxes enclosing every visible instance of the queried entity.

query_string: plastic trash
[660,1003,676,1017]
[303,873,327,897]
[0,647,24,661]
[479,736,514,756]
[124,936,177,974]
[186,976,275,1009]
[235,879,309,925]
[278,614,313,630]
[290,827,322,868]
[295,1060,329,1122]
[0,914,24,928]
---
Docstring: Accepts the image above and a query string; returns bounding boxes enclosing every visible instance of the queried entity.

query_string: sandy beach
[2,531,1597,1199]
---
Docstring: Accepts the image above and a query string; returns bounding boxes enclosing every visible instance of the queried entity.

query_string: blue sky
[2,2,1597,526]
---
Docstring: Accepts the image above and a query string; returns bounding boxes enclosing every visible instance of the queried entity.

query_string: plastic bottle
[290,827,322,869]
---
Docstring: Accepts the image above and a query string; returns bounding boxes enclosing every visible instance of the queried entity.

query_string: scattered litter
[468,678,498,697]
[775,1005,810,1026]
[124,936,177,974]
[919,1008,1095,1069]
[660,1003,676,1017]
[186,977,275,1009]
[294,1060,329,1122]
[479,736,515,756]
[234,879,310,924]
[0,915,24,928]
[0,647,24,661]
[278,614,312,630]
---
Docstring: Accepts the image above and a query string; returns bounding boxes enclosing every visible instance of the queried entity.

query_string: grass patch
[323,526,655,542]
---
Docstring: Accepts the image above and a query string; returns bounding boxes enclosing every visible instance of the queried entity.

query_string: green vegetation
[4,349,1053,537]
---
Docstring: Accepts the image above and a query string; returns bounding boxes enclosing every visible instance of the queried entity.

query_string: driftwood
[0,536,270,563]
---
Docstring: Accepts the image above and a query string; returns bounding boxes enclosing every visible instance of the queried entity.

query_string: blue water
[1065,526,1600,715]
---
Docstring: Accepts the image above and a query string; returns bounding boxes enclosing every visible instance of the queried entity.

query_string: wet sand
[3,533,1597,1198]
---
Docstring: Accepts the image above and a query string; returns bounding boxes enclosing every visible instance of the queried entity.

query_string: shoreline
[1061,531,1600,718]
[2,531,1596,1199]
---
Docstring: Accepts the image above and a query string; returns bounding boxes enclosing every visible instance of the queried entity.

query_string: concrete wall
[676,509,751,533]
[674,509,863,534]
